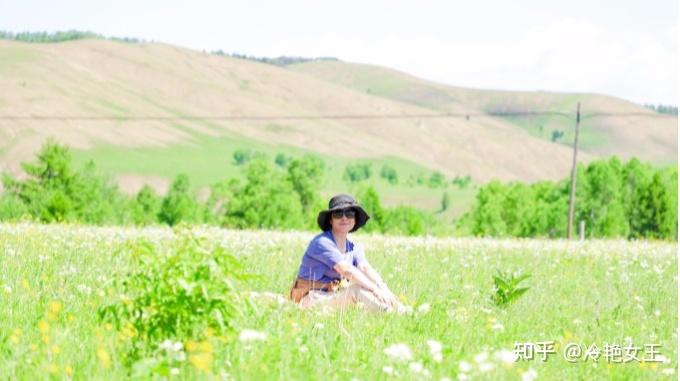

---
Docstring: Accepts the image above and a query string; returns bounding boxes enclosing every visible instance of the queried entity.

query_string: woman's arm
[357,262,388,290]
[333,262,396,306]
[334,262,378,291]
[357,262,402,307]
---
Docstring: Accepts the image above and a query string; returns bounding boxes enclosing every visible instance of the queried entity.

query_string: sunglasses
[331,208,356,219]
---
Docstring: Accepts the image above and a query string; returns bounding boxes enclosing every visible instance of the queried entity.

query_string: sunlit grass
[0,223,676,380]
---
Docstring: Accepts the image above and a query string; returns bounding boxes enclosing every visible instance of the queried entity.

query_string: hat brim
[317,205,370,233]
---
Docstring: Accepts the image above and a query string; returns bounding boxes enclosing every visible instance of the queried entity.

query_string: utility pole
[567,102,580,239]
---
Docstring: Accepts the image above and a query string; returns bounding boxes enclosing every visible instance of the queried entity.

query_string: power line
[0,111,672,121]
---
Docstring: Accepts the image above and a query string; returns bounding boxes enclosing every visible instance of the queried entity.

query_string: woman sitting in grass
[289,194,406,312]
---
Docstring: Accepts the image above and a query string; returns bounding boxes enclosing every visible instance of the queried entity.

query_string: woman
[289,194,405,312]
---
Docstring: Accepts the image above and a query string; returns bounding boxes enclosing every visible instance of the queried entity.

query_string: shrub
[428,171,445,188]
[490,270,531,307]
[343,163,372,183]
[380,165,398,184]
[98,232,252,363]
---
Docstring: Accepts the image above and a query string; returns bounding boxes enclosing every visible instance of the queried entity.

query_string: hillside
[0,39,597,191]
[290,61,677,165]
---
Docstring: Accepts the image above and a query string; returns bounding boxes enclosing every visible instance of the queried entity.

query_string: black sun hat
[317,194,370,233]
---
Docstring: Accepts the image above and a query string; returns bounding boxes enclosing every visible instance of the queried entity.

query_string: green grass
[70,133,477,218]
[0,224,676,380]
[500,114,608,150]
[0,46,42,72]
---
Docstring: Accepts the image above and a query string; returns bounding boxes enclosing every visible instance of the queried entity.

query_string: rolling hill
[289,61,677,165]
[0,38,676,216]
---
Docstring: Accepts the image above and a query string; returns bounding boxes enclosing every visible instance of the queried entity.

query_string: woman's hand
[372,286,402,309]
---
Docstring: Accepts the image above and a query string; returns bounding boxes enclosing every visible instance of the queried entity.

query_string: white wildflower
[170,368,180,375]
[427,339,443,362]
[159,339,183,352]
[313,323,325,330]
[491,322,504,331]
[459,360,472,373]
[239,329,267,342]
[409,361,424,373]
[478,362,495,372]
[384,343,413,362]
[382,366,394,375]
[521,368,538,381]
[474,351,489,363]
[494,349,518,364]
[417,303,431,313]
[76,284,92,295]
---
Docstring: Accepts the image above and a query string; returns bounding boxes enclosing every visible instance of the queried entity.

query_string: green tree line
[0,30,143,44]
[0,141,440,236]
[457,157,677,240]
[0,141,676,240]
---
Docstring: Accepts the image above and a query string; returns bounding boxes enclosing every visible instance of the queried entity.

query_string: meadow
[70,133,477,220]
[0,223,676,380]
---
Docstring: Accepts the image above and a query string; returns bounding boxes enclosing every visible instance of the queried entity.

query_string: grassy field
[1,223,676,380]
[70,134,478,220]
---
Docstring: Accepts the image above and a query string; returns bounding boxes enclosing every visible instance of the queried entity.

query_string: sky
[2,0,678,105]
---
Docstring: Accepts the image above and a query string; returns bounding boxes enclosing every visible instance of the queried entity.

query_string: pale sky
[2,0,678,105]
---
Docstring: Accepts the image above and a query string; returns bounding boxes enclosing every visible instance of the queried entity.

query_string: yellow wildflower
[189,352,213,372]
[198,341,214,354]
[10,329,21,344]
[185,340,198,352]
[38,320,49,333]
[49,300,63,314]
[97,347,111,368]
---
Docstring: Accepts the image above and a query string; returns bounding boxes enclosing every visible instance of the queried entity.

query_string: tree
[131,185,161,225]
[158,174,199,226]
[467,180,508,236]
[637,170,677,239]
[225,160,304,229]
[382,206,427,236]
[440,192,450,212]
[287,155,325,213]
[582,157,629,237]
[380,165,398,184]
[343,163,372,183]
[356,185,385,233]
[428,171,445,188]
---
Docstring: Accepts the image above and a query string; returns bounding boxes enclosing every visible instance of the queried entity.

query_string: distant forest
[643,104,678,116]
[0,30,339,67]
[0,30,143,44]
[212,51,338,67]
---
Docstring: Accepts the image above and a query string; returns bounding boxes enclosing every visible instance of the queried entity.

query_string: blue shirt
[297,230,368,283]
